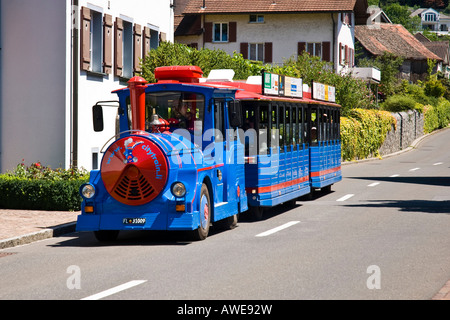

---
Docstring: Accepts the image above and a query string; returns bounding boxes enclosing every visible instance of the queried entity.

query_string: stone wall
[378,110,424,156]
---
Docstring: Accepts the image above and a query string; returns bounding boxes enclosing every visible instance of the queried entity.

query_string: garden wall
[378,110,424,156]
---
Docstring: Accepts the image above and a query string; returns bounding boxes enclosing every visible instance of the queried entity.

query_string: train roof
[115,66,340,108]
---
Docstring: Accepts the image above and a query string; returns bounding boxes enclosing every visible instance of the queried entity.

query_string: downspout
[331,12,336,72]
[201,0,206,49]
[71,0,79,168]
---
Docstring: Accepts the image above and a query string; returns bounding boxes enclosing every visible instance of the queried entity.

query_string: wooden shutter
[298,42,306,56]
[339,42,343,65]
[345,45,349,65]
[143,26,151,62]
[229,22,237,42]
[114,17,123,77]
[103,14,113,74]
[159,32,167,42]
[322,41,331,62]
[264,42,273,63]
[134,24,142,73]
[240,42,248,59]
[80,7,91,71]
[204,22,213,43]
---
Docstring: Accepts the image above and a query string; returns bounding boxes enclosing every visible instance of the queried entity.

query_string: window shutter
[80,7,91,71]
[159,32,167,42]
[240,42,248,59]
[345,45,349,65]
[103,14,113,74]
[298,42,306,56]
[134,24,142,73]
[339,42,343,65]
[264,42,273,63]
[204,22,212,43]
[115,18,124,77]
[143,27,151,63]
[229,22,237,42]
[322,41,331,62]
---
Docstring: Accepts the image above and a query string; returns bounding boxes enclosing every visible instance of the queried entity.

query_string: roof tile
[183,0,357,14]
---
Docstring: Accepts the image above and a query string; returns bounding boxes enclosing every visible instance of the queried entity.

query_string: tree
[383,3,422,33]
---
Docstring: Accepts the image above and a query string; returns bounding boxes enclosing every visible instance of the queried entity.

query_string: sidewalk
[0,209,79,249]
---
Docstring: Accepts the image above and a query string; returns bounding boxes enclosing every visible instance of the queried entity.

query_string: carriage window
[299,106,304,146]
[214,100,224,142]
[310,108,318,145]
[286,106,292,148]
[292,106,297,148]
[259,105,269,153]
[279,105,285,151]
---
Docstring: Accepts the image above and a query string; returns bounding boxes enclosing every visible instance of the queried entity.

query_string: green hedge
[0,162,89,211]
[423,99,450,133]
[0,176,88,211]
[341,109,396,161]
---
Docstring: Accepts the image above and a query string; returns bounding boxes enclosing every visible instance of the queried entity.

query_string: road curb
[0,222,76,250]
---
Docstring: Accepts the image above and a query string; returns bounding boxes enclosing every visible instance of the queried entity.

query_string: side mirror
[93,104,104,132]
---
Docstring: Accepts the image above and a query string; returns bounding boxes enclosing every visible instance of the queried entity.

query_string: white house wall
[203,13,335,66]
[177,12,355,74]
[0,0,174,173]
[76,0,173,172]
[0,0,67,172]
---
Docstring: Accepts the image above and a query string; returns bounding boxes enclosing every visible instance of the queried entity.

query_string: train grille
[112,166,155,202]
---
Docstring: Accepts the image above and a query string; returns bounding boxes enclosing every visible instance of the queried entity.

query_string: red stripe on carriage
[310,166,341,177]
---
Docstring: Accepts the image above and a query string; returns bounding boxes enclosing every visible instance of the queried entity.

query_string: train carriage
[76,66,342,241]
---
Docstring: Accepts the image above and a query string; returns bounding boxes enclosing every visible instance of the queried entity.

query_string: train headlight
[81,184,96,199]
[171,182,186,198]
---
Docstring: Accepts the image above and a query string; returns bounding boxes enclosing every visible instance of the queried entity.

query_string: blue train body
[77,67,341,241]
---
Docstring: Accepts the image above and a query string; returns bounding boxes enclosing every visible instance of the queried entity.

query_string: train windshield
[140,91,205,131]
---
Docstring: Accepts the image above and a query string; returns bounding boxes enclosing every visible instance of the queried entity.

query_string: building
[0,0,174,173]
[415,32,450,78]
[175,0,370,74]
[410,8,450,33]
[355,23,442,83]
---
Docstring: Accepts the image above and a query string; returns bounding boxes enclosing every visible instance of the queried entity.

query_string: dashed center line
[81,280,147,300]
[409,167,420,172]
[256,221,300,237]
[368,182,380,187]
[434,162,443,166]
[336,194,354,202]
[390,174,400,177]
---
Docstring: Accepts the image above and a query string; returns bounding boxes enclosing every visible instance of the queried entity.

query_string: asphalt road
[1,129,450,301]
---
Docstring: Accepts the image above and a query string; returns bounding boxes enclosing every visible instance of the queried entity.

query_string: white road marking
[434,162,443,166]
[337,194,354,202]
[256,221,300,237]
[368,182,380,187]
[390,174,400,177]
[81,280,147,300]
[409,167,420,172]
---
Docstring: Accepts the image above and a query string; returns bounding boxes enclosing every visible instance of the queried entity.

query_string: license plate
[123,218,146,225]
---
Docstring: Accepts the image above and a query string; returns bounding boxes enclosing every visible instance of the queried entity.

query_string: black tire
[215,213,238,230]
[248,206,264,221]
[190,183,211,240]
[94,230,119,242]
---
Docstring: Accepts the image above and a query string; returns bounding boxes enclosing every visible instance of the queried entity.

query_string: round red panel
[101,136,168,206]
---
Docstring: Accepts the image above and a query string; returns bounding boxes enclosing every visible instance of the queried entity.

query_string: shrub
[0,162,89,211]
[424,77,446,98]
[381,95,418,112]
[340,109,396,161]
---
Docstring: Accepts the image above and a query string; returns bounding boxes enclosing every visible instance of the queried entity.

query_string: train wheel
[94,230,119,242]
[248,206,264,221]
[215,213,238,230]
[191,183,211,241]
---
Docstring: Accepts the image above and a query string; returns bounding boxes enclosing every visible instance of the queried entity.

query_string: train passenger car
[76,66,341,241]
